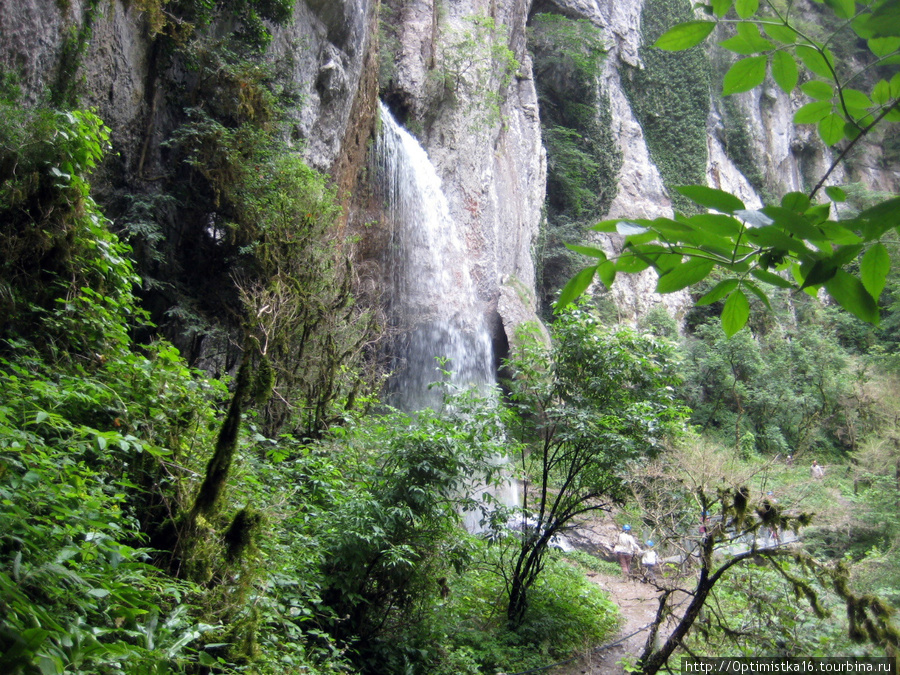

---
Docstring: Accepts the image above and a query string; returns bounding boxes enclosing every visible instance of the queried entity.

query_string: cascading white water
[375,102,519,530]
[375,102,495,411]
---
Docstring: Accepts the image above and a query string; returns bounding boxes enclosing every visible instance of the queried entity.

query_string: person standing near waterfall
[614,525,641,579]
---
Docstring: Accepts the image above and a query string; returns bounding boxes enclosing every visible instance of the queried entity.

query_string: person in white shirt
[613,525,642,578]
[811,460,825,480]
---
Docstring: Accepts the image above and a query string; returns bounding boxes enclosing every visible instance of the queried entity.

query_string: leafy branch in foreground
[559,0,900,335]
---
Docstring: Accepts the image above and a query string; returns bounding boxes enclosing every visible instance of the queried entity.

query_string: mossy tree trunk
[188,350,252,526]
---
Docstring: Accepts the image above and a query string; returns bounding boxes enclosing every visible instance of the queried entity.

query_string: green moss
[621,0,711,214]
[51,0,103,107]
[529,13,622,312]
[720,95,765,193]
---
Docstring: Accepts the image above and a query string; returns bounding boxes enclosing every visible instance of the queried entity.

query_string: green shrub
[0,357,212,675]
[429,547,620,674]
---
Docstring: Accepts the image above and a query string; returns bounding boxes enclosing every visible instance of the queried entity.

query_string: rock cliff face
[0,0,377,179]
[2,0,896,356]
[374,0,546,346]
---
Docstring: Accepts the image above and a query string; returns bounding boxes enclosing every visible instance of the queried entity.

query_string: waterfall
[375,102,519,531]
[375,102,495,411]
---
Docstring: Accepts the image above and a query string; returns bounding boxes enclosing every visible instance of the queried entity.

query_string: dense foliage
[621,0,712,214]
[0,99,624,674]
[4,0,900,672]
[502,307,687,624]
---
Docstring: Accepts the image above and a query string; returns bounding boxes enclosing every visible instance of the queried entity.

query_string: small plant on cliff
[430,14,520,132]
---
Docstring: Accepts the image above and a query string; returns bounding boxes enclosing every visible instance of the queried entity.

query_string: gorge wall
[2,0,896,369]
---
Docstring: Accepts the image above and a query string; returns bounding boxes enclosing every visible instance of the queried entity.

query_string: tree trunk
[640,570,714,674]
[189,352,252,522]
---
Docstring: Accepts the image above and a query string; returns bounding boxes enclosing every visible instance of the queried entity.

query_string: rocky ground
[552,569,664,675]
[543,515,694,675]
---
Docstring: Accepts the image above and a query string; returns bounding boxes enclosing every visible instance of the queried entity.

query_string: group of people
[614,525,657,580]
[611,458,826,580]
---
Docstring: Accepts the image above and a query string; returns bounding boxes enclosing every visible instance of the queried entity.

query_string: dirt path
[549,570,664,675]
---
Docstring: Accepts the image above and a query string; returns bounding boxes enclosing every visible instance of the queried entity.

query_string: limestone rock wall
[3,0,897,349]
[375,0,547,341]
[0,0,377,189]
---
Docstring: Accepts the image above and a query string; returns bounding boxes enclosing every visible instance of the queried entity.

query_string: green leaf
[781,192,811,212]
[720,34,762,55]
[872,79,891,105]
[806,202,832,225]
[823,0,855,20]
[860,242,890,299]
[596,259,617,289]
[743,280,773,309]
[855,196,900,240]
[793,100,832,124]
[616,252,652,273]
[556,266,595,311]
[796,45,835,79]
[751,267,795,288]
[844,121,863,141]
[35,411,49,424]
[857,3,900,39]
[712,0,733,16]
[656,258,716,293]
[771,51,799,92]
[675,185,745,213]
[868,37,900,56]
[840,88,873,109]
[735,0,759,18]
[825,271,880,324]
[723,55,768,95]
[38,655,63,675]
[825,185,846,202]
[817,221,862,245]
[791,263,821,296]
[697,278,739,305]
[721,22,774,53]
[830,244,864,268]
[745,226,813,256]
[721,289,750,336]
[852,13,876,39]
[761,206,822,240]
[818,113,846,145]
[592,218,622,233]
[685,213,745,237]
[891,72,900,98]
[565,243,608,260]
[764,23,798,43]
[654,21,716,50]
[199,652,219,667]
[654,251,686,274]
[801,80,834,100]
[800,260,837,288]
